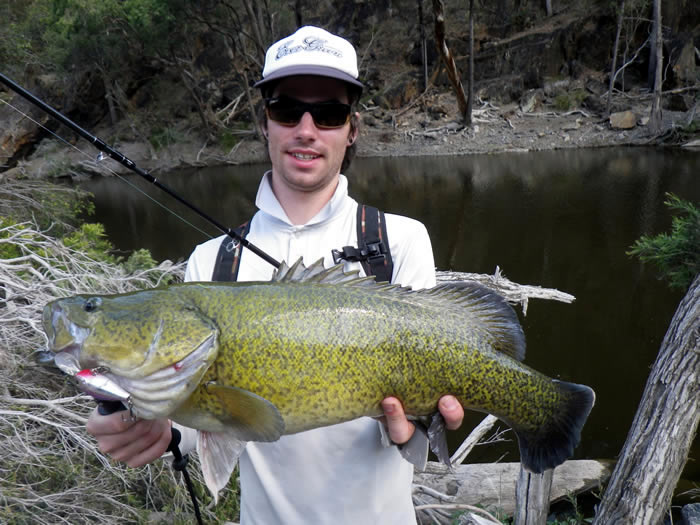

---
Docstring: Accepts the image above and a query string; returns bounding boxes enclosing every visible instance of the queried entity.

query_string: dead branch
[437,266,575,315]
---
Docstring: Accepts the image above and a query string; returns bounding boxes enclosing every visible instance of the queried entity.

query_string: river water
[80,146,700,484]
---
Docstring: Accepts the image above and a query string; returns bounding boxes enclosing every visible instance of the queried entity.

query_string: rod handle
[97,400,126,415]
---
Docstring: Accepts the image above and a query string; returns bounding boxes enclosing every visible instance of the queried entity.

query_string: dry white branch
[0,210,195,523]
[414,503,502,523]
[450,415,500,466]
[437,266,575,315]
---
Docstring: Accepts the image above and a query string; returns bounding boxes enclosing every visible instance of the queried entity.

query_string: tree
[648,0,663,134]
[544,0,553,16]
[592,276,699,524]
[431,0,469,122]
[466,0,475,126]
[607,0,625,115]
[593,196,700,524]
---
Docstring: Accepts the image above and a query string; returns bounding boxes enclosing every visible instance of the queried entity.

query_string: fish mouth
[94,332,218,419]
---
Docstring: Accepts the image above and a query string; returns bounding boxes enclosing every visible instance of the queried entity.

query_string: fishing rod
[1,71,274,524]
[0,72,281,270]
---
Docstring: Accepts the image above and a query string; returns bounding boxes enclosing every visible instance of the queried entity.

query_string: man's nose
[295,111,318,135]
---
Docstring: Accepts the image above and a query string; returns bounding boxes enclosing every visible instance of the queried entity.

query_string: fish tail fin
[515,380,595,473]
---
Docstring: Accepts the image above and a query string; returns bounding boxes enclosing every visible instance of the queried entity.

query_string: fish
[43,258,595,499]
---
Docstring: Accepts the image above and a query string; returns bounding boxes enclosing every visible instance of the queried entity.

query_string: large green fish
[43,259,594,498]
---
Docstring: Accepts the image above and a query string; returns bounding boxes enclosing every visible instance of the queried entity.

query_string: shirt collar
[255,172,352,227]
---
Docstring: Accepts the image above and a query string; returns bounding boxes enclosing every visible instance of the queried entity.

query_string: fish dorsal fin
[426,282,526,361]
[272,259,524,360]
[272,257,406,291]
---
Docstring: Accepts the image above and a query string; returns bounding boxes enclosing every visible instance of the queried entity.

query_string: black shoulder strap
[211,220,251,282]
[332,204,393,282]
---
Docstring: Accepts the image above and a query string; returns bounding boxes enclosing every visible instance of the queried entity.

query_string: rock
[609,111,637,129]
[0,93,49,170]
[544,79,570,97]
[363,114,379,127]
[520,89,544,113]
[383,78,419,109]
[582,94,605,114]
[671,38,697,87]
[669,92,695,112]
[562,119,581,131]
[682,139,700,149]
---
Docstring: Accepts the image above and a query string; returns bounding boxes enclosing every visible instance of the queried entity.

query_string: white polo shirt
[182,173,436,524]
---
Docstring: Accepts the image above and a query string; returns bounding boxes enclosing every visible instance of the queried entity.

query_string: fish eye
[84,297,102,312]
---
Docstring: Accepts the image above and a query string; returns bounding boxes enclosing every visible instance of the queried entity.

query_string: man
[87,26,464,524]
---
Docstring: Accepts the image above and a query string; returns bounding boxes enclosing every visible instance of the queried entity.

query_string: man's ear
[348,112,360,145]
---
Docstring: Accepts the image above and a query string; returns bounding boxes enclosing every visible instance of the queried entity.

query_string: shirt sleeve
[384,214,437,290]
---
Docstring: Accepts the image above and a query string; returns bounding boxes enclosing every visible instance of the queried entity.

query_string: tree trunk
[431,0,468,121]
[607,0,625,116]
[514,467,554,525]
[466,0,474,126]
[648,0,663,134]
[294,0,303,28]
[418,0,428,91]
[241,0,267,63]
[593,275,700,525]
[100,68,118,126]
[545,0,553,17]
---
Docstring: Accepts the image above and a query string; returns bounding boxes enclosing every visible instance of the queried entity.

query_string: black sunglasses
[264,96,352,129]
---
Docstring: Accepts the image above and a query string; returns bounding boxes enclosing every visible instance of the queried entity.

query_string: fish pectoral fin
[197,430,246,504]
[427,412,452,467]
[206,383,285,442]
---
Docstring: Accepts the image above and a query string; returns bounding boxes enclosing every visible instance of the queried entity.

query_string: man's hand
[381,395,464,445]
[86,408,172,467]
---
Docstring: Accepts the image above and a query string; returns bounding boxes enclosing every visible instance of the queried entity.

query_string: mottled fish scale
[44,258,595,477]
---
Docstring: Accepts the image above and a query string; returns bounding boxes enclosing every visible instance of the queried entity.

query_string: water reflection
[80,147,699,479]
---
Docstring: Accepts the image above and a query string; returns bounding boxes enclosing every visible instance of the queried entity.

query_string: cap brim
[254,65,363,91]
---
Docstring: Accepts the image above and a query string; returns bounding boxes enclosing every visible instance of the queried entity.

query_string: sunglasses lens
[314,104,351,128]
[266,100,303,126]
[266,98,350,129]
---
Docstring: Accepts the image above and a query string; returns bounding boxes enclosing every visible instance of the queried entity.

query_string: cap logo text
[276,36,342,60]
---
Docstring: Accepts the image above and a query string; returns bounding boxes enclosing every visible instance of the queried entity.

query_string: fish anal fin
[427,412,452,467]
[206,383,285,442]
[396,421,429,471]
[514,380,596,473]
[197,430,246,503]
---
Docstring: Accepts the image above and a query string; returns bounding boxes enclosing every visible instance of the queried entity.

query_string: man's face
[266,76,357,198]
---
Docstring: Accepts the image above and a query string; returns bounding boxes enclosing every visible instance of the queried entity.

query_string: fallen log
[414,459,612,521]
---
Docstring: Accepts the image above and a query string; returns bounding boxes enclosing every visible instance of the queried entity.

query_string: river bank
[3,86,698,182]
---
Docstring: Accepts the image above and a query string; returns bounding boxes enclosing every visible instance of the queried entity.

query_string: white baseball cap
[255,26,363,92]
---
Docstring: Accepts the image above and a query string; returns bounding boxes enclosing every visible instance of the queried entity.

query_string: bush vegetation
[0,179,242,523]
[628,193,700,290]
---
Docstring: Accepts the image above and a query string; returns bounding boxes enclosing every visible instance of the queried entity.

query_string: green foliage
[0,2,36,71]
[628,194,700,289]
[149,125,185,150]
[219,130,241,150]
[61,222,119,263]
[19,0,186,74]
[554,89,588,111]
[0,217,24,260]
